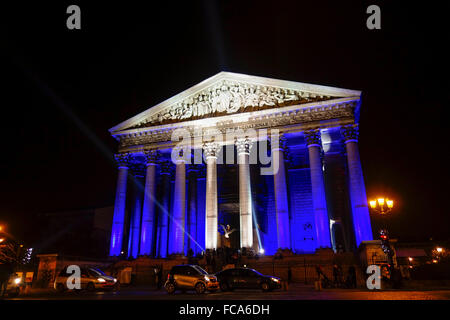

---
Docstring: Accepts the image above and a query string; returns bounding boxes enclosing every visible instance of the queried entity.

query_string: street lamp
[369,197,394,215]
[369,196,395,268]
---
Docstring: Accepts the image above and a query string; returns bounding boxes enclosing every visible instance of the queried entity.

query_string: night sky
[2,1,449,244]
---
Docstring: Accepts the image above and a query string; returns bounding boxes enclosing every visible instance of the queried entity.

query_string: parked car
[54,266,119,292]
[5,273,23,297]
[215,267,281,292]
[165,264,219,294]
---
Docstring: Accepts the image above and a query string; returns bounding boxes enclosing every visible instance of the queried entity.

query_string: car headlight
[14,278,21,285]
[97,278,106,283]
[271,277,280,283]
[204,276,210,282]
[113,278,117,283]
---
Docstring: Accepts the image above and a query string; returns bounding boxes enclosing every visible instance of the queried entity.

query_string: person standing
[156,265,163,290]
[287,266,292,284]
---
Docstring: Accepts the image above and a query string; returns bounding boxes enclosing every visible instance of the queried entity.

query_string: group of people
[316,264,357,289]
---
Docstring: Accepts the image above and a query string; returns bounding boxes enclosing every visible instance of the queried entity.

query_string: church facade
[108,72,373,258]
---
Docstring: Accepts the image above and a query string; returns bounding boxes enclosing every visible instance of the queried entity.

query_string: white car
[54,266,119,292]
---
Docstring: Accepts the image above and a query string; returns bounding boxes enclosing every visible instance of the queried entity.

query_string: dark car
[215,268,281,292]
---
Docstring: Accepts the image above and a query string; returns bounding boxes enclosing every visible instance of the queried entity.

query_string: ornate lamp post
[369,197,395,267]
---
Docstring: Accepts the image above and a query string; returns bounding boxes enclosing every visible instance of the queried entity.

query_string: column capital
[114,153,132,168]
[187,163,203,174]
[203,142,221,159]
[143,149,160,165]
[269,133,288,152]
[172,147,188,164]
[235,137,254,155]
[159,160,172,175]
[304,129,322,148]
[341,124,359,143]
[130,163,146,177]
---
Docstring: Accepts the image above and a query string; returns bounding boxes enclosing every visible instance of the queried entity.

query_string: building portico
[108,72,373,258]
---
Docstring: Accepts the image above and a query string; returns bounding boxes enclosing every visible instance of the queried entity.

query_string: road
[6,284,450,300]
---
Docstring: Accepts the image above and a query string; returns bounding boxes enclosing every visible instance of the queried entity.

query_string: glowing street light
[369,197,394,215]
[436,247,443,253]
[0,238,4,243]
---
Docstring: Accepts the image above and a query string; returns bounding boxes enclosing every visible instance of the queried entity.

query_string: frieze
[117,101,355,148]
[129,80,334,129]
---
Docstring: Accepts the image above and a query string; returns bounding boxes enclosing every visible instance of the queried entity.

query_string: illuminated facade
[108,72,373,258]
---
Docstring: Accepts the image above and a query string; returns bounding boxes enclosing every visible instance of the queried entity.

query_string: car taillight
[167,274,170,280]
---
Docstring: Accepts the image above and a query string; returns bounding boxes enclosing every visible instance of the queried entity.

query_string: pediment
[110,72,361,134]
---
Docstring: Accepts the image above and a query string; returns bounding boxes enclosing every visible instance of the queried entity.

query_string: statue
[219,224,236,248]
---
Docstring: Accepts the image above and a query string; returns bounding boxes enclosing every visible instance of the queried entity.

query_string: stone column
[236,138,254,249]
[187,164,200,253]
[341,124,373,246]
[271,133,291,249]
[109,153,131,256]
[169,149,186,255]
[305,129,332,248]
[203,142,221,250]
[157,161,171,258]
[129,164,145,258]
[139,150,159,256]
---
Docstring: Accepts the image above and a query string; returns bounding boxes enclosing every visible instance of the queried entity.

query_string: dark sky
[1,1,449,243]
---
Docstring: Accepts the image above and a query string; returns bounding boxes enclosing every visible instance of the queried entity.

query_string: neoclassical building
[108,72,373,258]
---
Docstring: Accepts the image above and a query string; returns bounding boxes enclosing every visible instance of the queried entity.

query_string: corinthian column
[129,163,145,258]
[236,137,254,249]
[305,129,331,248]
[169,149,186,256]
[341,124,373,246]
[157,161,171,258]
[139,150,159,256]
[203,142,221,250]
[187,163,200,253]
[110,153,131,256]
[271,133,291,249]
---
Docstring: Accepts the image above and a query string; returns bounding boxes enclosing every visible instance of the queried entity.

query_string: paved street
[5,284,450,300]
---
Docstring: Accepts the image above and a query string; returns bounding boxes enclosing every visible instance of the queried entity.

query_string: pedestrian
[347,265,356,288]
[287,266,292,284]
[187,248,194,264]
[157,265,163,290]
[333,264,339,287]
[154,267,160,290]
[211,256,216,273]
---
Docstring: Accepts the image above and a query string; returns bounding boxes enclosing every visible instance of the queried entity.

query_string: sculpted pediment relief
[110,72,361,133]
[129,80,335,129]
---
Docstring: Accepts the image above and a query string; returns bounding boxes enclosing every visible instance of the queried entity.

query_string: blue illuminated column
[305,129,332,248]
[157,161,171,258]
[169,149,186,255]
[187,164,200,253]
[341,124,373,246]
[271,133,291,249]
[236,138,254,249]
[128,164,145,258]
[139,150,159,256]
[203,142,220,250]
[109,153,131,256]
